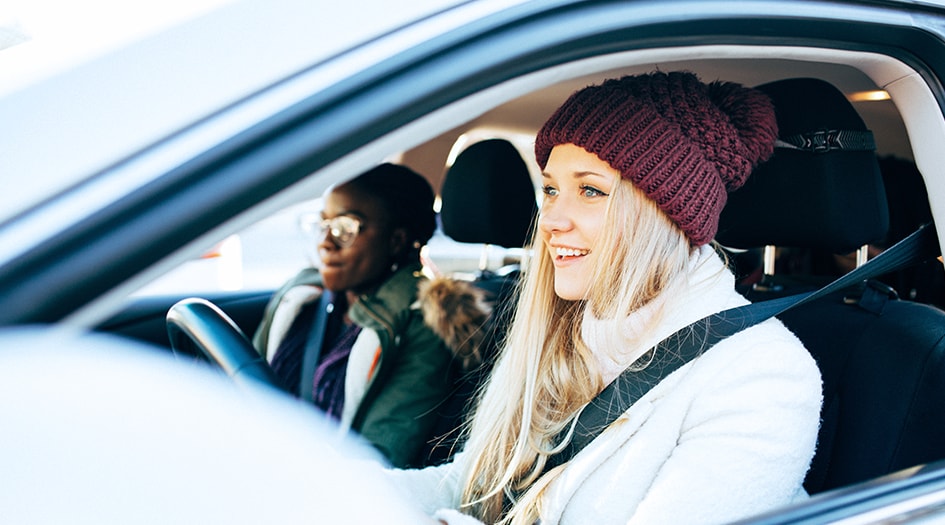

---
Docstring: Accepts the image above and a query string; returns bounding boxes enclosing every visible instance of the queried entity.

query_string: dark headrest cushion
[440,139,538,248]
[716,78,889,254]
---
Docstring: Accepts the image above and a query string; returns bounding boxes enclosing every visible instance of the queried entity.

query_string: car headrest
[716,78,889,254]
[440,138,538,249]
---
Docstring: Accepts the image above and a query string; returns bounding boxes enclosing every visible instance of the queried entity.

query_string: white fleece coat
[386,246,823,525]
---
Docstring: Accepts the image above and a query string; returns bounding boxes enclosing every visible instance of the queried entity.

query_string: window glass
[133,200,318,296]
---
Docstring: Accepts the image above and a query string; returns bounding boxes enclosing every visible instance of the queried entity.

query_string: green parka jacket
[253,263,489,468]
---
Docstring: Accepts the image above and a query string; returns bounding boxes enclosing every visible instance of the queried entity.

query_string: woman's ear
[389,227,409,258]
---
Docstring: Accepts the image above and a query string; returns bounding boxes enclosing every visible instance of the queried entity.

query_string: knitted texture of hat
[535,71,778,245]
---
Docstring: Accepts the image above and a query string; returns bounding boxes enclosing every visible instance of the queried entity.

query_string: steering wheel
[166,297,283,391]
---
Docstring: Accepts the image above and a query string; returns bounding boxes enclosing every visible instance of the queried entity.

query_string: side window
[133,200,320,296]
[136,128,541,297]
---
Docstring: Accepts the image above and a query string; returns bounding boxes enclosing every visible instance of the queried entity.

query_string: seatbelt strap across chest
[544,223,940,473]
[299,291,333,402]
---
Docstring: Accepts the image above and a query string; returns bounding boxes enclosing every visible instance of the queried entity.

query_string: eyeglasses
[300,213,363,248]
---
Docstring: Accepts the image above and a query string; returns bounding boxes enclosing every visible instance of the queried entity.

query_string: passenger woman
[388,72,823,524]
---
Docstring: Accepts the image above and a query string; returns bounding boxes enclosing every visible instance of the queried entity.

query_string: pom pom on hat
[535,71,778,245]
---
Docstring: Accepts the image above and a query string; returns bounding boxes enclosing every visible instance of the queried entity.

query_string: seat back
[440,138,537,250]
[440,138,537,296]
[417,138,537,466]
[781,286,945,492]
[716,78,945,494]
[437,137,537,345]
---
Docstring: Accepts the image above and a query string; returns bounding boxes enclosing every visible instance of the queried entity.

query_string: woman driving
[254,163,488,468]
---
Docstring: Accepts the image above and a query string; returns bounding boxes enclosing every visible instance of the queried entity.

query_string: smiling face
[538,143,620,301]
[317,183,405,295]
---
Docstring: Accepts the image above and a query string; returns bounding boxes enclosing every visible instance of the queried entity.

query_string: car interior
[713,76,945,494]
[94,43,945,504]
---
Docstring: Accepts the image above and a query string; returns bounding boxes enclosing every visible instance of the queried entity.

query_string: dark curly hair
[346,163,437,261]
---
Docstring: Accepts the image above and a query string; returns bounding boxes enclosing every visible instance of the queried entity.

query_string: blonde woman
[388,71,822,525]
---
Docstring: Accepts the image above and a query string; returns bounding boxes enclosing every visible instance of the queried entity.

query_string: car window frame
[1,1,943,329]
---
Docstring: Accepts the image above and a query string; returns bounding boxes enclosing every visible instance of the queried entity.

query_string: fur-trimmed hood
[416,277,493,370]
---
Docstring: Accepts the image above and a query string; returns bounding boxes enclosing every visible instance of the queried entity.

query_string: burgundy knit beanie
[535,71,778,246]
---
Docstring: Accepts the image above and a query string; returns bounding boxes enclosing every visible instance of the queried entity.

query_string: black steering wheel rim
[166,297,283,391]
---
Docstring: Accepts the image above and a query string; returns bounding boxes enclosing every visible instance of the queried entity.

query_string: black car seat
[716,78,945,494]
[780,155,945,310]
[440,138,538,295]
[417,138,538,466]
[437,137,538,346]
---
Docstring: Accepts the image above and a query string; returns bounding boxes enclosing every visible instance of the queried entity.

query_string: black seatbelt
[544,223,940,473]
[299,290,333,402]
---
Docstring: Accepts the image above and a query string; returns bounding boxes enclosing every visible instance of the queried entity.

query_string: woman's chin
[553,283,589,301]
[319,271,346,292]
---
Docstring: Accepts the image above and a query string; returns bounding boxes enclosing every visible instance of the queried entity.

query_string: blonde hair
[457,178,693,524]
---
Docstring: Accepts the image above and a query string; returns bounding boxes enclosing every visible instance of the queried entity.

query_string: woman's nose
[317,229,337,250]
[538,199,572,233]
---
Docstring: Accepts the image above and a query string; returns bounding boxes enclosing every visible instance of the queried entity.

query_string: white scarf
[581,245,740,384]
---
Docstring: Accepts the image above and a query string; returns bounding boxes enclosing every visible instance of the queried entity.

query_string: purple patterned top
[311,322,363,420]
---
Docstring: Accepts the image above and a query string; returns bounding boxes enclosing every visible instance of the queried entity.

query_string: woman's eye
[542,185,559,197]
[581,185,609,198]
